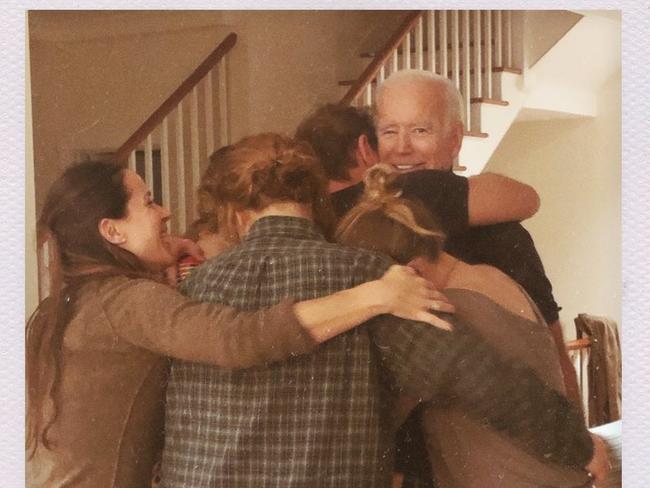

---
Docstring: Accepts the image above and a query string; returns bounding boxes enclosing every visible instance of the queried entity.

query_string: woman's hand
[161,236,206,287]
[376,265,454,331]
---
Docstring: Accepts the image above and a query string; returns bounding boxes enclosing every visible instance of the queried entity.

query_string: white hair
[375,69,465,130]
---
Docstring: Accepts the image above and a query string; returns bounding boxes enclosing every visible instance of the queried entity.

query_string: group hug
[27,70,612,487]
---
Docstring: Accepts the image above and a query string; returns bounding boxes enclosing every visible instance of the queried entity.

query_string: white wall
[485,73,621,336]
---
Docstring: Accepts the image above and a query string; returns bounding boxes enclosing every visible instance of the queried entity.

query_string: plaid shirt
[162,216,592,487]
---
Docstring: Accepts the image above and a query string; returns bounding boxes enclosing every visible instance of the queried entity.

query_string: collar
[243,215,326,242]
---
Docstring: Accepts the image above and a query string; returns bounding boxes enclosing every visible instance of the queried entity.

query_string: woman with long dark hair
[26,159,450,487]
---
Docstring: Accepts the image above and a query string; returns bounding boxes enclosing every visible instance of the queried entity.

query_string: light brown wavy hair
[185,144,233,241]
[198,133,336,240]
[336,164,445,263]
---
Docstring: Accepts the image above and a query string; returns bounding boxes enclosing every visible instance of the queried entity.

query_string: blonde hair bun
[362,164,402,202]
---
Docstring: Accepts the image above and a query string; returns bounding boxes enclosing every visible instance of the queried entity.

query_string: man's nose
[396,132,412,153]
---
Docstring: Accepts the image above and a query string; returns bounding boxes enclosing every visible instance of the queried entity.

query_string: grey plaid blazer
[162,216,592,488]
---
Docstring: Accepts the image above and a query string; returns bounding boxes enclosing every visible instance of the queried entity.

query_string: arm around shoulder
[467,173,540,225]
[100,276,317,369]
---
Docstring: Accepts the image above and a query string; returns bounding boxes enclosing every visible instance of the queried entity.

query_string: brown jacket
[27,275,317,488]
[421,288,592,488]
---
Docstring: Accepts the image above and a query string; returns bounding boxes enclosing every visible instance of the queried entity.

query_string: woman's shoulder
[445,265,539,324]
[64,276,165,352]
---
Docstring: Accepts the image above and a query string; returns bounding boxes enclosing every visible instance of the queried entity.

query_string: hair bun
[362,164,401,202]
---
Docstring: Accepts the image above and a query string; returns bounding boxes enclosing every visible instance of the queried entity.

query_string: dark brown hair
[336,164,445,264]
[295,103,377,181]
[26,160,150,458]
[201,133,336,240]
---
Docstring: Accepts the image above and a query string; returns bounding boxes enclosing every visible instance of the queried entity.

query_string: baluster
[175,104,186,233]
[461,11,470,131]
[440,11,448,77]
[144,134,154,195]
[364,83,372,107]
[218,57,229,145]
[204,70,215,158]
[391,48,399,73]
[482,10,493,99]
[190,86,200,216]
[451,10,460,88]
[378,64,386,83]
[160,117,170,210]
[404,31,411,69]
[415,16,424,70]
[495,10,503,67]
[472,10,482,98]
[428,11,437,73]
[128,151,136,171]
[505,10,512,67]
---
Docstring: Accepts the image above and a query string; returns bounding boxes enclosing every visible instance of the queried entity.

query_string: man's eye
[413,128,428,134]
[380,130,397,136]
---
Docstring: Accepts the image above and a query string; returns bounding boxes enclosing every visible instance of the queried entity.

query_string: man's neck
[328,179,358,193]
[240,202,313,235]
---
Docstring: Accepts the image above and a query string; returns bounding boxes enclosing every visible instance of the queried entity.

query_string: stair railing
[36,33,236,302]
[115,32,237,234]
[340,11,520,138]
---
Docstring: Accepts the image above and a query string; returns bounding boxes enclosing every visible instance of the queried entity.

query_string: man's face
[376,81,457,172]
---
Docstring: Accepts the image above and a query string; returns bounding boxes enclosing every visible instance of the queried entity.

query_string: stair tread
[470,98,509,106]
[463,130,488,138]
[493,67,522,74]
[360,39,496,58]
[339,66,520,86]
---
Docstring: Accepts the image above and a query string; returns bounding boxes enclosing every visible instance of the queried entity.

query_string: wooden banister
[114,32,237,163]
[566,337,592,351]
[339,11,424,106]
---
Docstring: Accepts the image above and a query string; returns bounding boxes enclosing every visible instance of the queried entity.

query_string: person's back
[163,215,396,487]
[163,135,603,487]
[335,165,594,488]
[420,289,590,487]
[418,264,590,487]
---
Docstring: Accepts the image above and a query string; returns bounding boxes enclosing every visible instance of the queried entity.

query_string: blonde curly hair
[336,164,445,263]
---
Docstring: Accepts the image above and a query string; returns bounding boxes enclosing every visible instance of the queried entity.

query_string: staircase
[111,10,618,234]
[338,10,618,176]
[114,33,236,235]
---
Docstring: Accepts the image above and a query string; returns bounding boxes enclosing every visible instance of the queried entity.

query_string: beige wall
[524,11,582,67]
[485,73,621,336]
[29,10,404,212]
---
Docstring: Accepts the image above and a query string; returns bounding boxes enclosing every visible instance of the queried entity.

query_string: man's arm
[369,314,594,469]
[467,173,540,225]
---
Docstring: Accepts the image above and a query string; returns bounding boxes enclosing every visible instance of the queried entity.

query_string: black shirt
[332,169,560,324]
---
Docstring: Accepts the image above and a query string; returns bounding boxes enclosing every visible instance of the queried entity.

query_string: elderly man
[297,72,578,404]
[296,69,583,486]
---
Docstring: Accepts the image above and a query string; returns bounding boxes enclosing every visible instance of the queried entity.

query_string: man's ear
[98,218,126,245]
[356,134,380,169]
[450,122,464,159]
